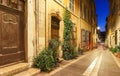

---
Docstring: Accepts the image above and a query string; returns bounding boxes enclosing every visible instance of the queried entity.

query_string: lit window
[84,5,86,19]
[80,0,82,17]
[69,0,74,12]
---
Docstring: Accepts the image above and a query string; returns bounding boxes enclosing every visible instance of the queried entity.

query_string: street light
[97,27,100,30]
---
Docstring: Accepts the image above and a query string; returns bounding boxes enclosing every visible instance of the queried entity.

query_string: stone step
[0,63,29,76]
[13,68,40,76]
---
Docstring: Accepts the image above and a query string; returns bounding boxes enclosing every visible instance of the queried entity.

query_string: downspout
[90,3,93,50]
[35,0,39,56]
[45,0,47,47]
[80,1,82,48]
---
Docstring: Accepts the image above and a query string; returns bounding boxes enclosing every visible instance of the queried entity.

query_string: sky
[94,0,109,32]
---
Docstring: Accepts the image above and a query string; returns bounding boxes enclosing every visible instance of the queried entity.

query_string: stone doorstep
[0,63,29,76]
[13,68,40,76]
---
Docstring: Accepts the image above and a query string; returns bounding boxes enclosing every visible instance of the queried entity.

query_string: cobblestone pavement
[36,46,120,76]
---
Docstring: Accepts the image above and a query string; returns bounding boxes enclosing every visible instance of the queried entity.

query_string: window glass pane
[80,1,82,16]
[72,0,74,3]
[69,0,74,11]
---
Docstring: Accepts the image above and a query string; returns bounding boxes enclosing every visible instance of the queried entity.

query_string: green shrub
[70,45,78,58]
[62,8,78,60]
[110,47,118,53]
[115,45,120,52]
[109,47,113,51]
[34,48,55,72]
[62,43,77,60]
[63,51,72,60]
[34,39,60,72]
[48,39,60,64]
[78,45,83,55]
[73,51,79,58]
[48,39,60,50]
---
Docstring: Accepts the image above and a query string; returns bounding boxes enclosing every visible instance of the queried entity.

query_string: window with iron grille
[80,0,83,17]
[69,0,74,12]
[115,30,117,45]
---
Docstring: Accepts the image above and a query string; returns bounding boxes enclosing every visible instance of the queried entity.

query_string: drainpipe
[45,0,47,47]
[35,0,39,56]
[80,1,82,48]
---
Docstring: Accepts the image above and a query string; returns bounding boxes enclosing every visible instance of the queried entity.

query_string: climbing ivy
[63,9,72,41]
[62,8,77,60]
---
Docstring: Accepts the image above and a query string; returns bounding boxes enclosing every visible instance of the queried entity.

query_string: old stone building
[106,0,120,47]
[0,0,97,75]
[0,0,40,75]
[80,0,97,50]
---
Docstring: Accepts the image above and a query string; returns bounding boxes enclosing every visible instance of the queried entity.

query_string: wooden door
[51,16,60,39]
[0,6,25,66]
[86,31,90,49]
[81,29,86,48]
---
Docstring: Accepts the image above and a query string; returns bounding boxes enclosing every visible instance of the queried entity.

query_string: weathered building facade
[106,0,120,47]
[0,0,39,75]
[0,0,97,75]
[80,0,97,50]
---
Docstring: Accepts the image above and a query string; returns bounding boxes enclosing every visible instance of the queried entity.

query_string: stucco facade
[0,0,97,70]
[106,0,120,47]
[25,0,98,65]
[80,0,97,50]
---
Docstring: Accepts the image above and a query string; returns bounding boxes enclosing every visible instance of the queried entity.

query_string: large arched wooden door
[51,16,60,39]
[0,0,25,66]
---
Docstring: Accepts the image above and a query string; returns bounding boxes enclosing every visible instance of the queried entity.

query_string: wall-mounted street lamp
[97,26,100,30]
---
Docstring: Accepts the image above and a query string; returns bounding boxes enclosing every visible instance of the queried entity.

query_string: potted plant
[117,45,120,58]
[78,45,83,55]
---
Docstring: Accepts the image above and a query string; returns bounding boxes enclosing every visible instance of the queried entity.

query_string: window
[86,9,88,22]
[89,11,92,23]
[88,10,90,23]
[70,24,76,46]
[84,6,87,19]
[115,30,117,44]
[69,0,74,12]
[82,29,86,47]
[82,4,85,19]
[86,31,90,43]
[80,0,83,17]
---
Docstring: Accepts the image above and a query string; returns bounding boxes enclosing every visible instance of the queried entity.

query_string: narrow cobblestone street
[36,46,120,76]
